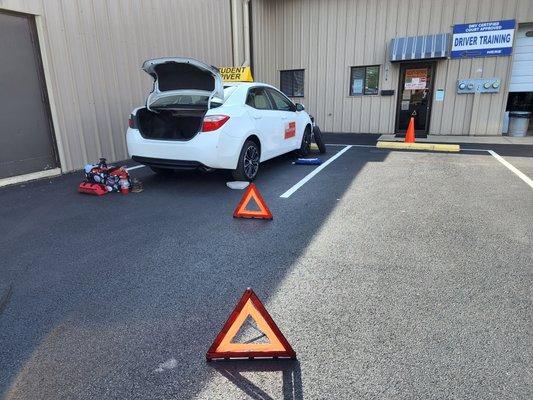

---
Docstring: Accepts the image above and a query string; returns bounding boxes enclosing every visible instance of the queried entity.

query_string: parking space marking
[124,145,531,191]
[126,165,145,171]
[280,145,353,198]
[488,150,533,189]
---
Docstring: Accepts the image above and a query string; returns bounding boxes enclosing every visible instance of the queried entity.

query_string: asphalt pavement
[0,138,532,399]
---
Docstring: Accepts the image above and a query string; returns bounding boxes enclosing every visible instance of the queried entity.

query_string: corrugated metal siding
[252,0,533,135]
[509,25,533,92]
[0,0,233,171]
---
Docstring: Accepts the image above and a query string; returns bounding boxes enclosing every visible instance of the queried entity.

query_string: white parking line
[126,165,145,171]
[488,150,533,189]
[280,145,353,198]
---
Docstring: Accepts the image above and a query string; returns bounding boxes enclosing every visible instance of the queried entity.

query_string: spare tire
[313,125,327,154]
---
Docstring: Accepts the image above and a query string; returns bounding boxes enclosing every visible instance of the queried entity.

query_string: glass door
[395,62,435,136]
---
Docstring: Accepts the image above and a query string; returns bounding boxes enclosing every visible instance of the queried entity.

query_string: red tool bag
[78,158,131,195]
[78,182,107,196]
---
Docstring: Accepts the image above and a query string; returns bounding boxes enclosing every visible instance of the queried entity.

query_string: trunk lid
[142,57,224,111]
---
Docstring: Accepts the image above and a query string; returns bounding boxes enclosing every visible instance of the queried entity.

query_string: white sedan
[126,57,313,180]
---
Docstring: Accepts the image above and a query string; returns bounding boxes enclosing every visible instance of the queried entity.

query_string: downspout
[242,0,251,67]
[230,0,251,67]
[231,0,241,66]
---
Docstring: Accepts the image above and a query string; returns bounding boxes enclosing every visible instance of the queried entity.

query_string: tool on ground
[233,183,273,220]
[77,182,108,196]
[206,288,296,361]
[294,158,322,165]
[405,114,416,143]
[78,158,132,195]
[130,178,144,193]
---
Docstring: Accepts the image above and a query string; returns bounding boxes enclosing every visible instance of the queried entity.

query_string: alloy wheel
[243,145,260,179]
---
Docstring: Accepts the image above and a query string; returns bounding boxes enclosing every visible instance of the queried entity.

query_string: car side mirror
[295,103,305,112]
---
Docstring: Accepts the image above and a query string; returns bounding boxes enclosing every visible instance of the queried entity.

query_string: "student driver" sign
[451,19,516,58]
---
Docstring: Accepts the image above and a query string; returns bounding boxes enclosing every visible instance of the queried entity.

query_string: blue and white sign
[451,19,516,58]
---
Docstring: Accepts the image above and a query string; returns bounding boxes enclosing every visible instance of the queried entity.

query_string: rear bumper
[131,156,204,170]
[126,128,240,169]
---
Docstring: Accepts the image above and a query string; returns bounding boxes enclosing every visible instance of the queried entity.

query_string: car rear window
[155,63,214,92]
[149,95,210,108]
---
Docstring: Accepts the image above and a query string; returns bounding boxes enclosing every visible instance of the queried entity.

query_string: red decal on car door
[284,122,296,139]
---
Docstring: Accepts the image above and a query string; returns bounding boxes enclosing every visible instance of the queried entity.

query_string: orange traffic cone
[405,117,415,143]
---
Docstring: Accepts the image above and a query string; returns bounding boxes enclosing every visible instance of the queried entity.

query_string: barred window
[280,69,305,97]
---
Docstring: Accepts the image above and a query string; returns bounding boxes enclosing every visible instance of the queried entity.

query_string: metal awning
[389,33,451,62]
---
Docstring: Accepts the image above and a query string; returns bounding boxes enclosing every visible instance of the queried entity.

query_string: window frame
[280,69,305,98]
[265,87,296,112]
[349,65,380,96]
[245,86,274,110]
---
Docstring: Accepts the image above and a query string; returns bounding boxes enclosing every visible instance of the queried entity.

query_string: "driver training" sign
[451,19,516,58]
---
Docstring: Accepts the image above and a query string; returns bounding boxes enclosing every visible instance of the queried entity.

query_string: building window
[350,65,380,96]
[280,69,304,97]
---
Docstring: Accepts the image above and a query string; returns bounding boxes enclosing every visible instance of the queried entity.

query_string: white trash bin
[508,111,531,137]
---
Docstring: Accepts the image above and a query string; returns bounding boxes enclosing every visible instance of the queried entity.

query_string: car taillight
[201,115,230,132]
[128,115,135,129]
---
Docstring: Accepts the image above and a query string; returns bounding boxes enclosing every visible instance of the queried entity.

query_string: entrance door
[0,11,58,179]
[395,62,436,136]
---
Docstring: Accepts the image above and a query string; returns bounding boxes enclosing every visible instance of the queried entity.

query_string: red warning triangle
[233,183,273,220]
[206,288,296,361]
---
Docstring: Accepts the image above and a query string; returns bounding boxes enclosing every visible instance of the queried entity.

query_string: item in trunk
[137,108,205,141]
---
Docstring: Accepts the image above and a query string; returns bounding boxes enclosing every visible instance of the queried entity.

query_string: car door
[265,88,299,155]
[245,87,280,160]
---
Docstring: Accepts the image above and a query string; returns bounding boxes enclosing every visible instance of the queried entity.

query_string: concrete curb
[0,284,13,314]
[0,168,61,189]
[377,141,460,152]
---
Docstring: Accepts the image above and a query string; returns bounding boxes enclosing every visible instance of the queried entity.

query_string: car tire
[313,125,327,154]
[296,126,312,157]
[232,139,261,181]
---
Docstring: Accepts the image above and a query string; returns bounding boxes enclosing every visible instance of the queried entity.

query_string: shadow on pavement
[0,284,13,315]
[209,360,303,400]
[0,145,388,399]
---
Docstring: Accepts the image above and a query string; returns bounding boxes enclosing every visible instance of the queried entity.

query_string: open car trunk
[137,108,205,141]
[142,57,223,111]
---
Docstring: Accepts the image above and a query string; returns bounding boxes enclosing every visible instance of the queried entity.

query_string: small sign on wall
[404,69,428,90]
[435,89,445,101]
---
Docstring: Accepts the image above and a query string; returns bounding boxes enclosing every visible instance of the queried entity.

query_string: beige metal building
[0,0,233,181]
[1,0,533,183]
[252,0,533,137]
